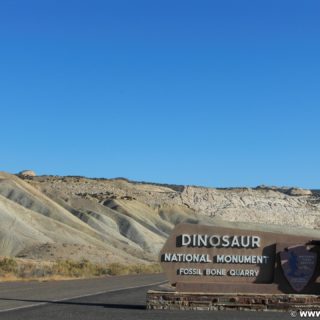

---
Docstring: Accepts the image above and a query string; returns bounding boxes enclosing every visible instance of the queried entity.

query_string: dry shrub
[0,257,161,281]
[106,263,161,276]
[0,257,18,274]
[52,259,107,277]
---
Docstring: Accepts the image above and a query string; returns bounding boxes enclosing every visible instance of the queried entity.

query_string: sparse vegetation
[0,257,162,281]
[0,257,18,274]
[106,263,162,276]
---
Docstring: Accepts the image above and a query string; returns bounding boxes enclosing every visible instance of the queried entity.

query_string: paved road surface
[0,274,295,319]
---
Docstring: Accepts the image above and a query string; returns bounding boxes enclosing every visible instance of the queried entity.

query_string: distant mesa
[288,188,312,196]
[18,170,36,177]
[256,185,312,196]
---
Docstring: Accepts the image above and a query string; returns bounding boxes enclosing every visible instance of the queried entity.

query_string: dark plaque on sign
[280,245,317,292]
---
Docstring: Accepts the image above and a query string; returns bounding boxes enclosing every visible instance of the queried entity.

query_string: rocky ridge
[0,172,319,264]
[32,175,320,230]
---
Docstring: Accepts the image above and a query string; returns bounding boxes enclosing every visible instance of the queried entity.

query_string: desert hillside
[0,171,319,264]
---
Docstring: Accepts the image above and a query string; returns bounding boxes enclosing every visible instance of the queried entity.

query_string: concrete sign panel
[160,223,320,294]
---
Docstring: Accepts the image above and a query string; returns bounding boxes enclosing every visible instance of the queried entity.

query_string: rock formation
[0,171,319,264]
[18,170,36,177]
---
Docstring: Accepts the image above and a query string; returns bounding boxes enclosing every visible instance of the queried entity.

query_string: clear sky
[1,0,319,188]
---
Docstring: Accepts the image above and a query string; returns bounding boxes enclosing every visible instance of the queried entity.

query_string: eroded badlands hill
[0,171,319,264]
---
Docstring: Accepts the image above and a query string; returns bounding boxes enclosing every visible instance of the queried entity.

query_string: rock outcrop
[287,188,313,196]
[18,170,36,177]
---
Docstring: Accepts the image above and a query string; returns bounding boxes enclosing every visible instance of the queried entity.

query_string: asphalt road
[0,274,295,320]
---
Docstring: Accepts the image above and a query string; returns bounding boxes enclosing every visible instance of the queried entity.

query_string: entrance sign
[160,223,320,294]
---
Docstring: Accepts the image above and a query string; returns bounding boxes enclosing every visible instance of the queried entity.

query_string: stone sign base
[147,290,320,312]
[175,281,320,294]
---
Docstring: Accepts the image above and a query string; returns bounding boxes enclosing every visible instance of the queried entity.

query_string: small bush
[0,257,18,274]
[128,263,162,275]
[106,263,130,276]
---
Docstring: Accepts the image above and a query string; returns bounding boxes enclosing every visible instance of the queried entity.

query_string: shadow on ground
[0,298,145,310]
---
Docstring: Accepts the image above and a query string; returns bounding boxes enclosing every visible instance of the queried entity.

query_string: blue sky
[1,0,319,188]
